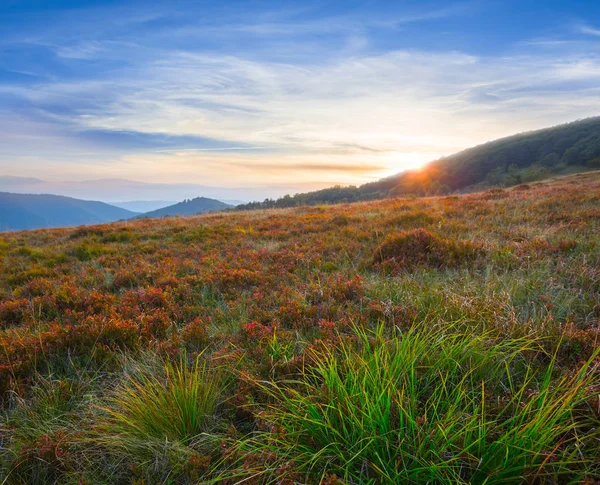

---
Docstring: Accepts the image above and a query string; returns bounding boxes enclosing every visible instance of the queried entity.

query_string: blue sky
[1,0,600,193]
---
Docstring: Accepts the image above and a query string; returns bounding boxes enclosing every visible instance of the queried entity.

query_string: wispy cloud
[51,48,600,147]
[576,23,600,37]
[5,44,600,186]
[227,162,389,173]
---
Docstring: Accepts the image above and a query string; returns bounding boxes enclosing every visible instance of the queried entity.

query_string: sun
[377,151,436,178]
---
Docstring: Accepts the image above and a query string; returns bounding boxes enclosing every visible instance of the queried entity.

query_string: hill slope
[137,196,232,219]
[374,115,600,194]
[0,192,137,231]
[238,117,600,210]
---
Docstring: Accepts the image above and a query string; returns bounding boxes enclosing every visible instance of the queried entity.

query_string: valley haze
[0,176,326,205]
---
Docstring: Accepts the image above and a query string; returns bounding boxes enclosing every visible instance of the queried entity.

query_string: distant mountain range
[0,192,137,231]
[136,197,232,219]
[0,192,234,232]
[237,116,600,210]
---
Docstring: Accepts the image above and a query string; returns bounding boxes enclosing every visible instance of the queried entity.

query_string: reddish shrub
[372,229,484,271]
[388,210,438,227]
[0,298,29,328]
[112,270,139,290]
[179,317,209,349]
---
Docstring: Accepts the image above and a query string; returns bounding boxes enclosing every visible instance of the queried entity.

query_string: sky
[1,0,600,198]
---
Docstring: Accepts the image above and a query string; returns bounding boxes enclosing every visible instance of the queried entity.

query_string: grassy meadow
[0,172,599,484]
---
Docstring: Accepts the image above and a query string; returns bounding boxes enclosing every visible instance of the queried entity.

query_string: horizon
[0,114,597,204]
[2,0,600,199]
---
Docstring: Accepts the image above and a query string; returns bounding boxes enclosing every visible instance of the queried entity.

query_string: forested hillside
[238,117,600,210]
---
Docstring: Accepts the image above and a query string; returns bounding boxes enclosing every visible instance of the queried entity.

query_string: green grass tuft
[98,352,223,445]
[235,324,600,484]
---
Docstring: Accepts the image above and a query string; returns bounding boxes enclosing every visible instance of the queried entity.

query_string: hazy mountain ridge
[0,192,137,232]
[136,197,232,219]
[0,192,233,232]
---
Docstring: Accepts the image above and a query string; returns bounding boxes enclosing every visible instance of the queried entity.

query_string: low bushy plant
[373,229,485,271]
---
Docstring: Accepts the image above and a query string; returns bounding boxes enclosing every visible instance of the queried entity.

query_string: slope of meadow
[0,172,599,484]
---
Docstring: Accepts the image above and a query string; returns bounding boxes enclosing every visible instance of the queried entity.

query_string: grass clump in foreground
[94,353,224,481]
[233,324,600,485]
[100,353,222,443]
